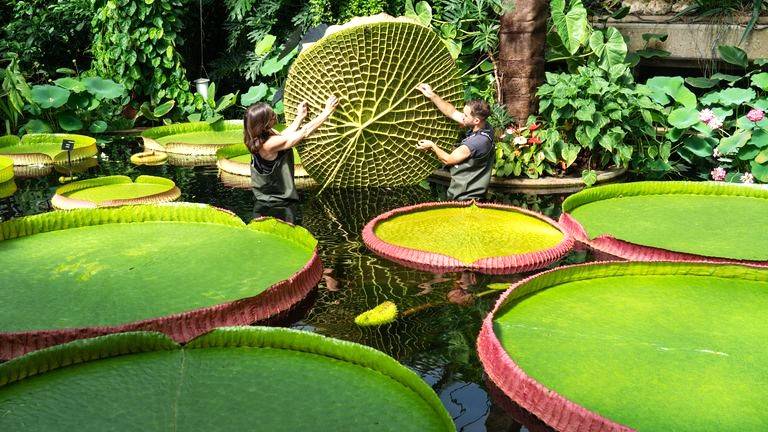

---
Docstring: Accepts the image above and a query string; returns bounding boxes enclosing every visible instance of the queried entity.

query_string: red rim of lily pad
[0,204,323,359]
[362,201,574,274]
[558,182,768,267]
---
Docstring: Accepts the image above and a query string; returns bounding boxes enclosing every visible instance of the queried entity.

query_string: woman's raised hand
[297,101,308,118]
[324,95,339,113]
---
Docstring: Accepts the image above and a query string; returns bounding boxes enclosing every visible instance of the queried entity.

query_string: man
[416,83,495,201]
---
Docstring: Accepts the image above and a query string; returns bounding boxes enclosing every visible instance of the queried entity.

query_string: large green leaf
[668,107,700,128]
[489,261,768,431]
[752,160,768,181]
[0,327,454,431]
[551,0,590,55]
[30,85,70,109]
[751,72,768,90]
[241,83,268,105]
[563,181,768,260]
[588,27,627,70]
[718,45,748,68]
[0,205,321,358]
[718,130,752,154]
[284,17,462,187]
[53,77,86,93]
[718,88,756,106]
[56,112,83,131]
[645,76,696,108]
[82,77,125,100]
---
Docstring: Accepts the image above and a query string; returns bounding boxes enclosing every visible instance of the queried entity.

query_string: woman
[245,95,339,202]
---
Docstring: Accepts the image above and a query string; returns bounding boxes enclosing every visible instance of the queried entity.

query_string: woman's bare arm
[262,96,339,153]
[284,101,308,133]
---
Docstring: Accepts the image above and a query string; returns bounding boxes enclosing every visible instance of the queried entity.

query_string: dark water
[2,136,593,431]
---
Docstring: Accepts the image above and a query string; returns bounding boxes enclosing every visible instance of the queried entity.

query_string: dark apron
[251,149,299,203]
[447,130,495,201]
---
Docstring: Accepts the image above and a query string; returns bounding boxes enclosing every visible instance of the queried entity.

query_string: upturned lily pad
[0,327,454,431]
[0,155,16,199]
[142,121,243,156]
[0,133,97,165]
[560,181,768,264]
[355,301,398,326]
[0,155,13,184]
[51,175,181,209]
[216,143,309,177]
[283,15,463,187]
[130,150,168,166]
[0,204,322,359]
[478,261,768,431]
[363,201,573,274]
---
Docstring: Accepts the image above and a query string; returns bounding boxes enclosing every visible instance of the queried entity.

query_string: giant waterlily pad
[0,155,16,199]
[142,121,243,156]
[0,327,454,431]
[0,204,322,359]
[363,201,573,274]
[51,175,181,209]
[560,181,768,264]
[284,15,463,187]
[478,261,768,431]
[0,133,97,165]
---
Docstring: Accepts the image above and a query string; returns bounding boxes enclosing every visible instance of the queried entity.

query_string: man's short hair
[467,99,491,121]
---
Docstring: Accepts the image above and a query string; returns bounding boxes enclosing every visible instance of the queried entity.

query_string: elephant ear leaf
[551,0,590,55]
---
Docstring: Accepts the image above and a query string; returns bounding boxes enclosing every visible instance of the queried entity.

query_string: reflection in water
[253,200,301,225]
[7,140,585,432]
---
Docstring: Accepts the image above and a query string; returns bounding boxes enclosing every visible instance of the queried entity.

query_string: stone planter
[429,167,627,195]
[600,15,768,66]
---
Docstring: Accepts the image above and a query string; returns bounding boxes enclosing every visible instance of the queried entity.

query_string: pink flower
[741,172,755,184]
[707,116,723,130]
[747,109,765,122]
[699,109,716,123]
[711,166,727,181]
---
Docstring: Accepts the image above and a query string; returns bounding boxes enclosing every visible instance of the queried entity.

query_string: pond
[2,136,594,432]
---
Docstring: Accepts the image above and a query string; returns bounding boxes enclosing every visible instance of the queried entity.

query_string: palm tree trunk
[498,0,548,125]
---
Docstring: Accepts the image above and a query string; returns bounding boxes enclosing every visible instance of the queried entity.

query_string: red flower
[528,136,541,145]
[528,123,540,131]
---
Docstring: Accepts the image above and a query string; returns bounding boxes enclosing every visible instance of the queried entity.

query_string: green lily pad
[51,175,180,209]
[365,202,571,274]
[0,327,454,431]
[0,155,13,184]
[0,179,16,199]
[483,261,768,431]
[0,133,97,165]
[30,85,70,109]
[0,205,321,358]
[82,77,125,99]
[142,120,243,155]
[562,181,768,262]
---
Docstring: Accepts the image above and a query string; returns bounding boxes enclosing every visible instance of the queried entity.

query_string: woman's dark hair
[244,103,276,154]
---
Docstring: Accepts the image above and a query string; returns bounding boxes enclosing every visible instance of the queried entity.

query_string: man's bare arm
[416,83,467,126]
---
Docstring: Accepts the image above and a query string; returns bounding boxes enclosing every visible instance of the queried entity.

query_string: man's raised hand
[416,83,435,99]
